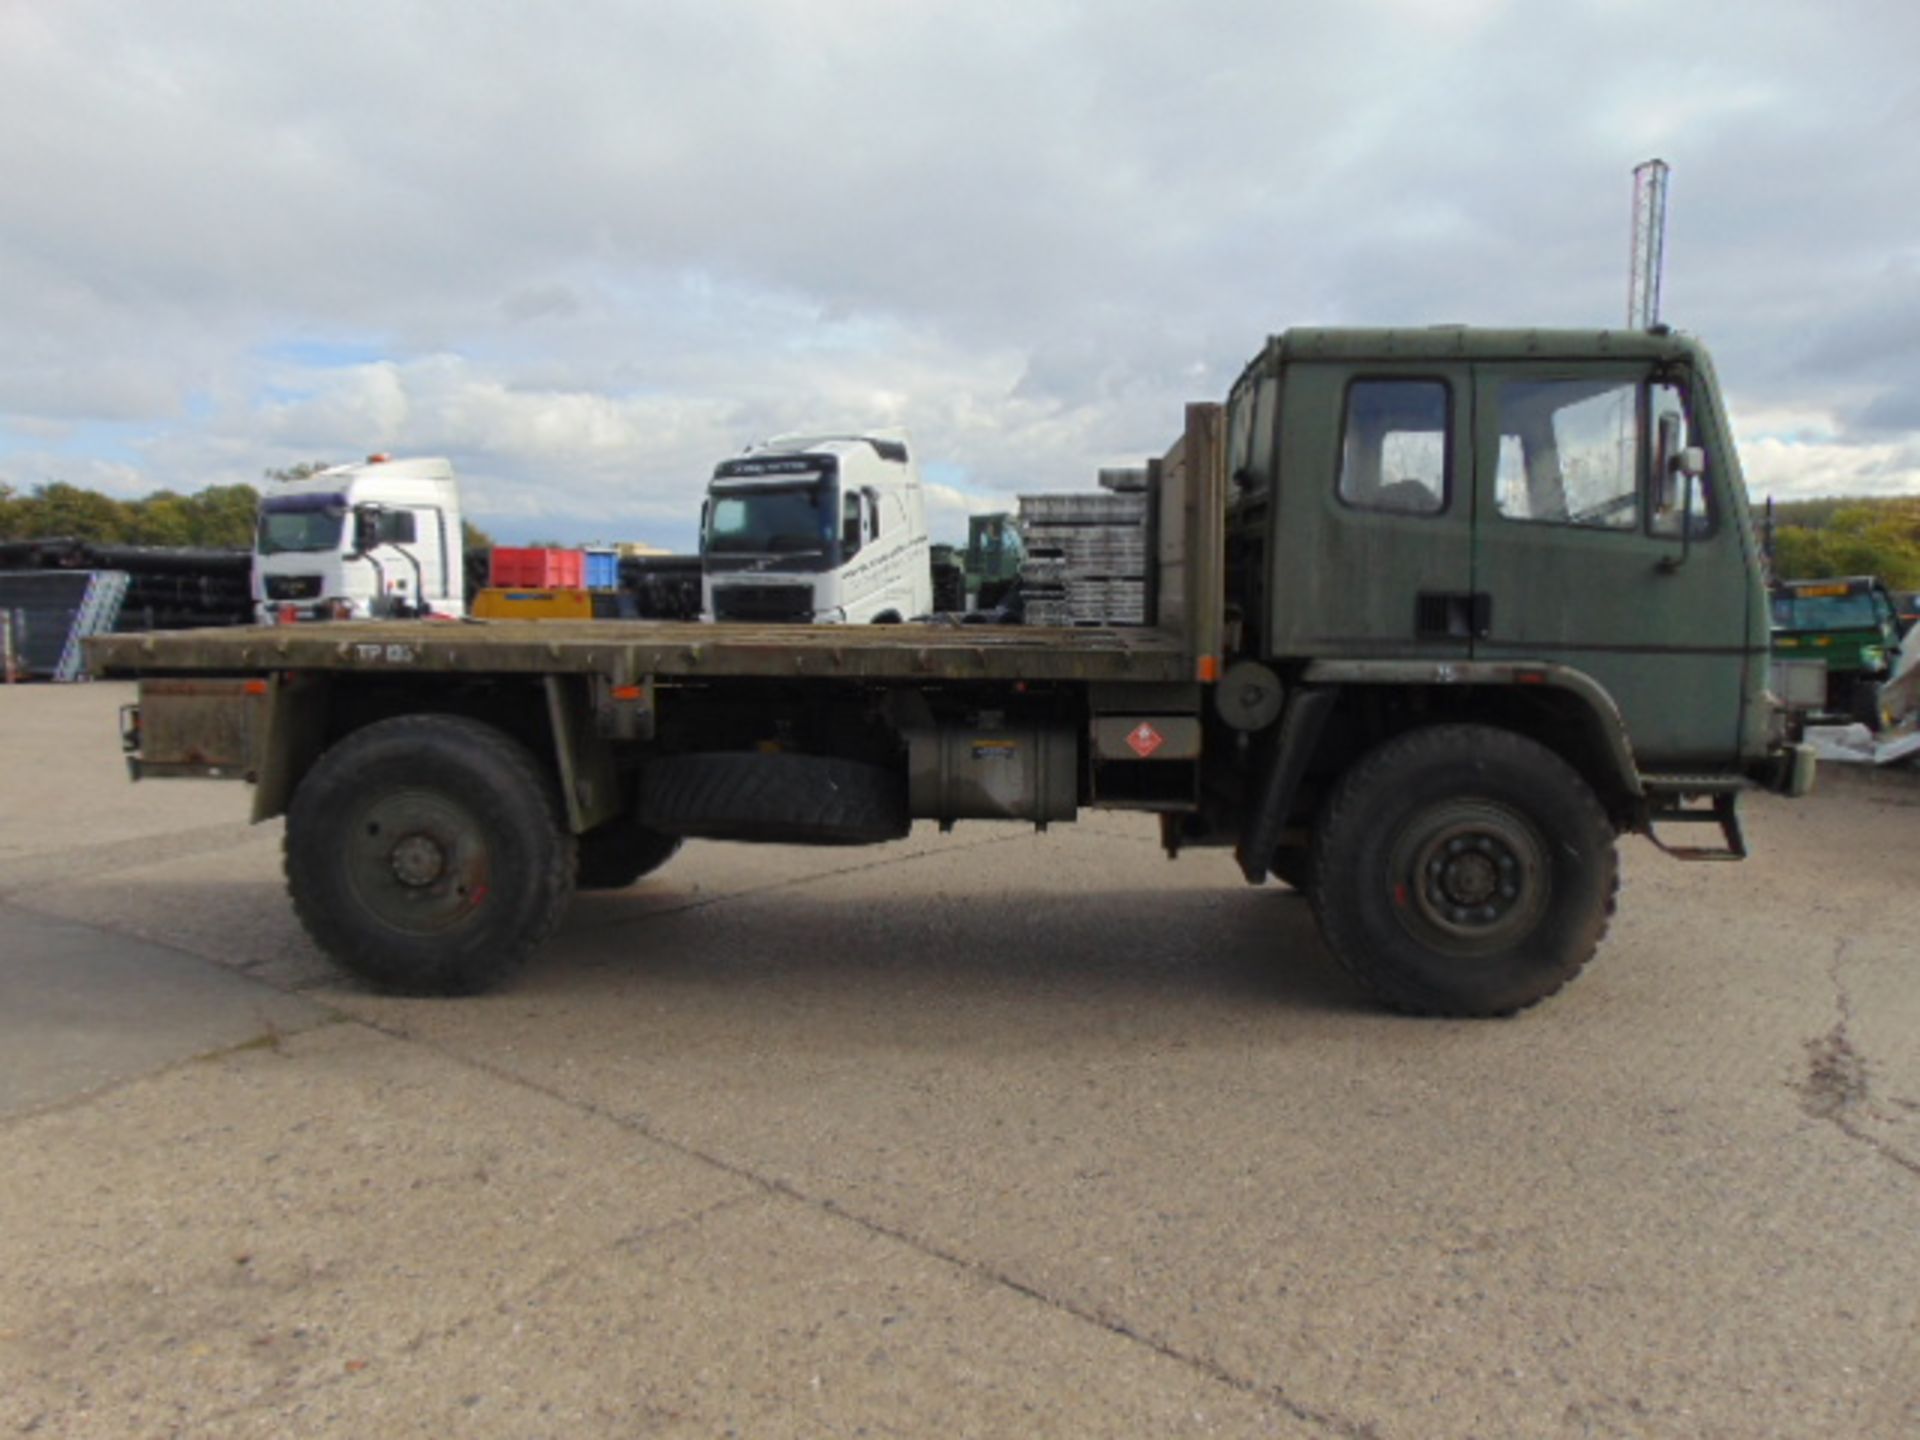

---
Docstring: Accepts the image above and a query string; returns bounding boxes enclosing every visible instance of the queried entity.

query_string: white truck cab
[701,429,933,624]
[254,456,466,623]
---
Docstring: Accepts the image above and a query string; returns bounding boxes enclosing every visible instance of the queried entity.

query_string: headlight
[1860,645,1886,671]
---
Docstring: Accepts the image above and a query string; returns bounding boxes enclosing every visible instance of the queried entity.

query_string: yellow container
[470,587,597,621]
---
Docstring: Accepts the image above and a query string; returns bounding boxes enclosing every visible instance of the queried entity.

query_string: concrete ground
[1,681,1915,1438]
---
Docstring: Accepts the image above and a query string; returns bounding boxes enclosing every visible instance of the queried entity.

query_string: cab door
[1468,363,1752,765]
[1267,361,1477,659]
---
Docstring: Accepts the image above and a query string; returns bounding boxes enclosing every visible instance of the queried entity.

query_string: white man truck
[254,456,466,623]
[701,430,933,624]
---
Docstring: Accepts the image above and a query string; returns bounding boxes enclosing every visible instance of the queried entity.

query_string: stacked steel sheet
[1016,486,1148,627]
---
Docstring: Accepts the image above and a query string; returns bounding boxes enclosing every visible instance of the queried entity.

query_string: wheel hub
[389,832,448,887]
[344,788,490,936]
[1390,801,1548,953]
[1427,835,1520,921]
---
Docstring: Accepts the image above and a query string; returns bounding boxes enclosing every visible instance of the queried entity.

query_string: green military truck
[92,326,1813,1017]
[1768,575,1903,729]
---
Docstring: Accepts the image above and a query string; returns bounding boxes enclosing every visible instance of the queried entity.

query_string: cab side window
[1494,379,1638,529]
[841,493,863,557]
[1338,380,1448,516]
[1230,374,1280,493]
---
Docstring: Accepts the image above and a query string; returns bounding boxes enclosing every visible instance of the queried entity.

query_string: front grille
[264,573,324,600]
[711,584,812,622]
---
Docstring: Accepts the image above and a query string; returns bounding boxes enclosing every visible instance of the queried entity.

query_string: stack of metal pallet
[1017,469,1148,627]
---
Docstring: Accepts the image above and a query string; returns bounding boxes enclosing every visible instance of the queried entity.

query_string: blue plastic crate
[584,549,619,590]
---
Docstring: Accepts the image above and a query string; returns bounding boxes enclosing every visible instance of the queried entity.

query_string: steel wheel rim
[1386,799,1549,956]
[343,788,491,936]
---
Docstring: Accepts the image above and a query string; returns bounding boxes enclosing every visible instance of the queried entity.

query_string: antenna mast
[1628,158,1671,329]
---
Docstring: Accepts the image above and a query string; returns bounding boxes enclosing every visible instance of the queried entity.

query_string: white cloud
[1739,436,1920,502]
[1,0,1917,546]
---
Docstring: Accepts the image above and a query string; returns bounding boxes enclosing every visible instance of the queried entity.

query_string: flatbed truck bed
[89,617,1198,686]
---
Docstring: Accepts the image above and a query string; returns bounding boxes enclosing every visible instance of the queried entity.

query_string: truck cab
[1225,327,1774,777]
[700,430,933,624]
[254,456,466,622]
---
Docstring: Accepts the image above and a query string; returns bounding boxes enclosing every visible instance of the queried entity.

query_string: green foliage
[461,519,495,551]
[0,478,262,549]
[1766,497,1920,589]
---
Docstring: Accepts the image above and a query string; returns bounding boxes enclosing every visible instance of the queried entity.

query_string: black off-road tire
[640,752,908,845]
[1270,845,1312,890]
[284,715,576,995]
[576,814,682,889]
[1309,724,1617,1018]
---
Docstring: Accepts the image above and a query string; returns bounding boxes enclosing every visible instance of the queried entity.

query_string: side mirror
[351,503,384,556]
[841,496,863,554]
[1654,440,1705,575]
[1652,413,1684,513]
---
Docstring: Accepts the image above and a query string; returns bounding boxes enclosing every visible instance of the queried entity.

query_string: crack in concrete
[1802,937,1920,1179]
[362,1023,1382,1439]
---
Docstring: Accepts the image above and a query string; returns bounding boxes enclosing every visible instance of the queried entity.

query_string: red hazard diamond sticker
[1126,722,1164,759]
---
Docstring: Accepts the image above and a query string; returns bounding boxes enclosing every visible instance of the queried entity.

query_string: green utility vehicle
[93,326,1813,1017]
[962,512,1025,609]
[1769,575,1903,728]
[930,513,1027,613]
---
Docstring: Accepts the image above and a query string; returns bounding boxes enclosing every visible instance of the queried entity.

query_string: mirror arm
[1658,471,1694,573]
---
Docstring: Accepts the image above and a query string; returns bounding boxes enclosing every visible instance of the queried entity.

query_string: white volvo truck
[701,430,933,624]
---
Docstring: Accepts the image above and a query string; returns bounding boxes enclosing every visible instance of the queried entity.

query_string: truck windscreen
[1770,591,1877,632]
[257,494,348,555]
[704,484,831,556]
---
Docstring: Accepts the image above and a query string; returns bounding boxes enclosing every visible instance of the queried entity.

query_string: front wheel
[285,715,576,995]
[1310,725,1617,1017]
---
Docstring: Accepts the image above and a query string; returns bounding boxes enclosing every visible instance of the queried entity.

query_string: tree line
[1766,496,1920,589]
[0,466,494,552]
[0,479,262,549]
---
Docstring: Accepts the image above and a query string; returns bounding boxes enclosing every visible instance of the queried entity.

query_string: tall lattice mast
[1628,158,1671,329]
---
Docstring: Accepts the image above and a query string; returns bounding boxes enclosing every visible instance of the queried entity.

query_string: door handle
[1416,592,1492,640]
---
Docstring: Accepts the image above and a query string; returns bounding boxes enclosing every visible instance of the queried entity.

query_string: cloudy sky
[2,0,1915,549]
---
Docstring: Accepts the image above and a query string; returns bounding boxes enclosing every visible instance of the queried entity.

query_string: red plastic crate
[489,547,584,589]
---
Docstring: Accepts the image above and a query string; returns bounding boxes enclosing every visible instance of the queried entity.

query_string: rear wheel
[1310,725,1616,1017]
[285,715,575,995]
[1270,845,1312,890]
[576,813,682,889]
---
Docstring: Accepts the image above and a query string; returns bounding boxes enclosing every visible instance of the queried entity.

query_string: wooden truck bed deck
[89,618,1198,686]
